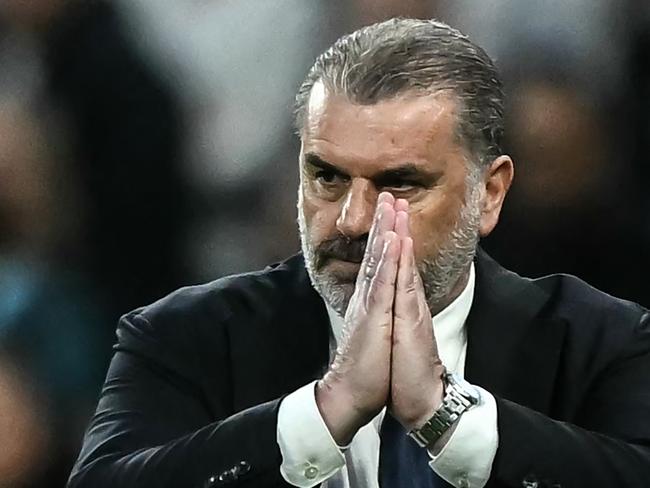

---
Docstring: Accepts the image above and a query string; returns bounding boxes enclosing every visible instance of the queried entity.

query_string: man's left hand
[389,198,446,430]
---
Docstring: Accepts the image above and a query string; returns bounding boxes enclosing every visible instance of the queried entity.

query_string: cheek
[302,191,341,242]
[409,189,465,260]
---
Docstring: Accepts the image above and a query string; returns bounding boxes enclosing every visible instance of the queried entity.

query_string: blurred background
[0,0,647,486]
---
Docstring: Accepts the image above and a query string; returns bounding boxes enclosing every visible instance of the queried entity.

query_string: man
[68,18,650,488]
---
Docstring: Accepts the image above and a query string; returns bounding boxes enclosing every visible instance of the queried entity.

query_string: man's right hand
[315,192,400,445]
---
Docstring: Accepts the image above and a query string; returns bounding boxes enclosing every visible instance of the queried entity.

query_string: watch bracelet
[408,373,478,448]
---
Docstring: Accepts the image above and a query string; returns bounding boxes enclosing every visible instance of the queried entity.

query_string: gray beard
[298,171,482,317]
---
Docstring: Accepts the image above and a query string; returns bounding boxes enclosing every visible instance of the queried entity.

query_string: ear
[479,155,514,237]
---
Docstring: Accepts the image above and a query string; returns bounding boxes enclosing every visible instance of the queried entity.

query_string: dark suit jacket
[68,250,650,488]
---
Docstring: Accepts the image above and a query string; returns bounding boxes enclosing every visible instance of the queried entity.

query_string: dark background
[0,1,647,486]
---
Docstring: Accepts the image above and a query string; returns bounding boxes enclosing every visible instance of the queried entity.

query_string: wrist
[409,382,445,431]
[403,364,447,431]
[315,380,365,446]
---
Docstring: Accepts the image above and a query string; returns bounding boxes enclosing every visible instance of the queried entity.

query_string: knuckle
[363,261,378,281]
[366,290,381,309]
[393,309,410,323]
[373,274,395,295]
[366,291,391,315]
[373,273,388,288]
[363,272,374,288]
[404,283,418,295]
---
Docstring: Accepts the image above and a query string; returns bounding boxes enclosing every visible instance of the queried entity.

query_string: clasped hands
[316,192,445,446]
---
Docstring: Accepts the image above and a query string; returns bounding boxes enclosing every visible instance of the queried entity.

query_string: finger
[357,203,395,284]
[365,230,400,316]
[366,192,395,255]
[357,195,396,292]
[395,210,409,240]
[394,208,417,316]
[372,192,395,239]
[379,191,395,206]
[393,233,437,356]
[394,198,409,213]
[392,234,440,377]
[393,204,425,329]
[394,235,421,323]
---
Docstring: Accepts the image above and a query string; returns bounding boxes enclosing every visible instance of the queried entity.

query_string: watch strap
[408,372,480,448]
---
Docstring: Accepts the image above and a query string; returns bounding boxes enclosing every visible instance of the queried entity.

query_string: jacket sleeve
[490,312,650,487]
[67,312,294,488]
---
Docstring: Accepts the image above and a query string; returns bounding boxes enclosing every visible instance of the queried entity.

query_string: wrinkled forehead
[301,81,463,167]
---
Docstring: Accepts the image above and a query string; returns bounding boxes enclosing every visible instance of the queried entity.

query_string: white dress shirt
[277,264,498,487]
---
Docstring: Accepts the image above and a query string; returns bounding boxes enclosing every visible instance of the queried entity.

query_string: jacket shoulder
[531,272,647,325]
[114,255,310,359]
[529,272,650,365]
[139,259,302,324]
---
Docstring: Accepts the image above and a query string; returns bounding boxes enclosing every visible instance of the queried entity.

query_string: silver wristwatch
[408,371,480,448]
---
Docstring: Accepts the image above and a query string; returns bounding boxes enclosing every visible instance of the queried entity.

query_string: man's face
[298,83,483,316]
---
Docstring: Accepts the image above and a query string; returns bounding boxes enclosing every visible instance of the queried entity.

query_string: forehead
[302,82,463,171]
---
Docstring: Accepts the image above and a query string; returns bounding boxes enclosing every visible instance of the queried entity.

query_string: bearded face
[299,168,482,316]
[297,87,489,317]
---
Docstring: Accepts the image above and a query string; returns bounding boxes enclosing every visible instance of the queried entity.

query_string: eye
[315,170,347,186]
[382,179,420,192]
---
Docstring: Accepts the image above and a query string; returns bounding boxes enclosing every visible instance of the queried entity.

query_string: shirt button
[235,460,250,475]
[304,466,319,479]
[522,476,539,488]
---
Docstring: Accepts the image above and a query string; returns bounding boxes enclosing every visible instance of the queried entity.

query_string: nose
[336,178,376,239]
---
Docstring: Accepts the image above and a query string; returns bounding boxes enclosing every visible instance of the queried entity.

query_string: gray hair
[294,18,504,167]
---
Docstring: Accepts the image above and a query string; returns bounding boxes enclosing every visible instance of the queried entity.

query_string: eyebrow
[304,152,442,185]
[304,153,348,176]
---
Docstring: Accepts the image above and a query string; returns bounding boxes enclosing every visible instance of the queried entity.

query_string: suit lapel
[465,249,567,415]
[230,254,331,411]
[275,255,331,388]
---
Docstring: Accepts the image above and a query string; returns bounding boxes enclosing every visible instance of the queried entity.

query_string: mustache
[314,234,368,269]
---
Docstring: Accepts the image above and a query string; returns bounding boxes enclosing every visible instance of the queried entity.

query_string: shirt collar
[434,263,475,371]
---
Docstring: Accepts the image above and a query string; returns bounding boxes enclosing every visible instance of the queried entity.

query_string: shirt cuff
[427,385,498,488]
[277,381,346,487]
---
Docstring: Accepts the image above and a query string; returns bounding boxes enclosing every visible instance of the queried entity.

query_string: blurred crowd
[0,1,648,486]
